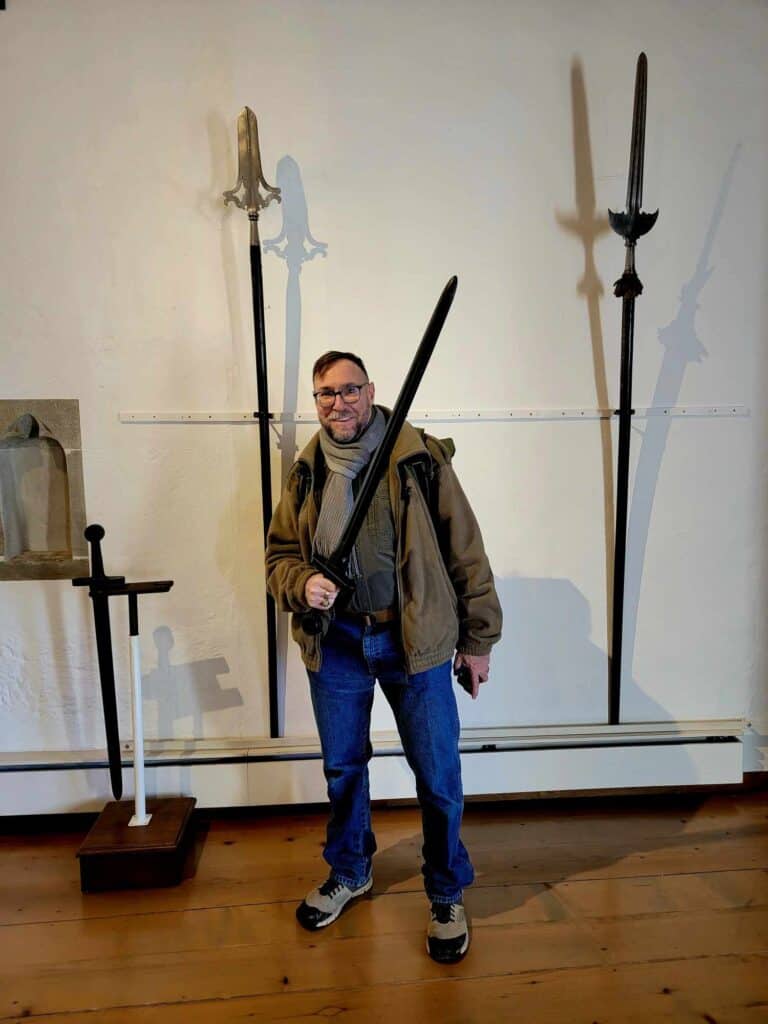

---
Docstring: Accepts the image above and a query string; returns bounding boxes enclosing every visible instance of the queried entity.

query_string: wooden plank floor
[1,789,767,1022]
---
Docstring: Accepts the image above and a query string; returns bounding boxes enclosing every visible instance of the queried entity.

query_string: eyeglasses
[312,383,369,409]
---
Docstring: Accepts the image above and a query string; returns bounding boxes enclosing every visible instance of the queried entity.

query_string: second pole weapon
[607,53,659,723]
[224,108,282,737]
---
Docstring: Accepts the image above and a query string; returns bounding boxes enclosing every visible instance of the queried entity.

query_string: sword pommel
[85,524,107,580]
[223,107,281,219]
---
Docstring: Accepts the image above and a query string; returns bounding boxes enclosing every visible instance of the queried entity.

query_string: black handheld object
[301,276,459,637]
[456,664,474,695]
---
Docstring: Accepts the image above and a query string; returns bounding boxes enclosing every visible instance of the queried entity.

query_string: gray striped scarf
[313,406,386,568]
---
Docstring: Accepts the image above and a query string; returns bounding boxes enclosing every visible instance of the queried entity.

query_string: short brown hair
[312,351,368,382]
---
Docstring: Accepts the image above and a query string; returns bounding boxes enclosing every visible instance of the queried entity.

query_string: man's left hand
[453,652,491,700]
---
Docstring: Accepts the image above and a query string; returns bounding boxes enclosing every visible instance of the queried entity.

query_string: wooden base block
[77,797,197,893]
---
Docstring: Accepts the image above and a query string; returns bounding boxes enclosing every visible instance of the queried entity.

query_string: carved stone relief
[0,399,88,579]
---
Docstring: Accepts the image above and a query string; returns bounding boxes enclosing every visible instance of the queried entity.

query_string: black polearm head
[627,52,648,215]
[609,53,659,249]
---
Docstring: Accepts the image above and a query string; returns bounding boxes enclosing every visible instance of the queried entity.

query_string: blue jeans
[308,614,474,903]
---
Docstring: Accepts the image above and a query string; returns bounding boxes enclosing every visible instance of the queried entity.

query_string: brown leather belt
[339,608,398,627]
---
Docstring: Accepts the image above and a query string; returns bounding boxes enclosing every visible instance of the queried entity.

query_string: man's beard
[323,408,372,444]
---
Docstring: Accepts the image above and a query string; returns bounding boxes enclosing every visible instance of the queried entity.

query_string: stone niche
[0,399,88,580]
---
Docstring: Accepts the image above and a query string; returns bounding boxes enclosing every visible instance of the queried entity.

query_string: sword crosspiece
[223,107,282,736]
[607,53,659,723]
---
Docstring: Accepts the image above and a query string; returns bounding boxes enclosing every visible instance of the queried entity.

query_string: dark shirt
[346,471,397,613]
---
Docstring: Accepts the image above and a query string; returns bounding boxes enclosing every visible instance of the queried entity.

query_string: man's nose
[331,391,346,409]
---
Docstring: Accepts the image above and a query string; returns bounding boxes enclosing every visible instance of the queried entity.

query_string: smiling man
[265,350,502,963]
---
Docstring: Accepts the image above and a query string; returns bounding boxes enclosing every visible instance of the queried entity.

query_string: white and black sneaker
[296,874,373,931]
[426,901,470,963]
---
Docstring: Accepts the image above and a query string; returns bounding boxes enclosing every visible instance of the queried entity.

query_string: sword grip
[84,523,107,579]
[300,610,327,636]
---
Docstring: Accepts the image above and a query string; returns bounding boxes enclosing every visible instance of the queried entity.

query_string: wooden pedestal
[77,796,197,893]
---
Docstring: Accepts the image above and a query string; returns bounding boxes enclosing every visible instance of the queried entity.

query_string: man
[266,351,502,963]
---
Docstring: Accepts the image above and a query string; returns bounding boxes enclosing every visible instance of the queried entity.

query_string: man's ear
[369,381,375,402]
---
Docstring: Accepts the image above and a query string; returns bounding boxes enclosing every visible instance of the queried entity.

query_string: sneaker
[426,901,470,963]
[295,874,373,931]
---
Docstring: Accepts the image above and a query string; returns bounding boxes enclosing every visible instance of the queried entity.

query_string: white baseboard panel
[0,727,744,815]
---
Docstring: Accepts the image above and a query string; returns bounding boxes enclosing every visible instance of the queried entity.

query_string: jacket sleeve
[265,466,317,613]
[433,458,503,656]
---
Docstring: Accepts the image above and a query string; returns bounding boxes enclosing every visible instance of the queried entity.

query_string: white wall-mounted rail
[119,405,749,425]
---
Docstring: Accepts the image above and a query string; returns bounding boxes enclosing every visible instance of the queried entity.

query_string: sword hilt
[301,610,327,637]
[299,555,354,636]
[72,524,125,590]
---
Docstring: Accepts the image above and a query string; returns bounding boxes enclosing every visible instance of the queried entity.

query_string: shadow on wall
[621,144,741,689]
[142,625,241,736]
[555,58,613,649]
[140,625,241,801]
[263,155,327,731]
[460,573,706,727]
[263,153,327,493]
[458,575,606,727]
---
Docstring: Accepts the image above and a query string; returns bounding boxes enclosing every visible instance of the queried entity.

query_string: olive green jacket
[265,414,502,673]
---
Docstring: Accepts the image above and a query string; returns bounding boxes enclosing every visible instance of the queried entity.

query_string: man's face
[313,359,375,443]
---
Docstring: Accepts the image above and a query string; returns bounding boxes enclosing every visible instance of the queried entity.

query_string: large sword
[301,275,458,636]
[73,525,126,799]
[223,108,282,737]
[607,53,659,723]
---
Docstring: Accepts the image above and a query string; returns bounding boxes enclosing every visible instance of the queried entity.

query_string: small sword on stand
[73,524,173,818]
[607,53,659,723]
[223,107,282,737]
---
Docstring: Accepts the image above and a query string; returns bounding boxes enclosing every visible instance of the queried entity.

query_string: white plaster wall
[0,1,765,773]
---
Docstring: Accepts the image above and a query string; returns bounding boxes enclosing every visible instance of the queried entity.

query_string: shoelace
[318,877,345,898]
[431,902,458,924]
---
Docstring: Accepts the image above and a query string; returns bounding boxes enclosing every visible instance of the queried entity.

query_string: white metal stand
[127,593,151,827]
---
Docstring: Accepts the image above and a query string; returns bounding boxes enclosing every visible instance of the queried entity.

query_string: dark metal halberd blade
[608,53,659,248]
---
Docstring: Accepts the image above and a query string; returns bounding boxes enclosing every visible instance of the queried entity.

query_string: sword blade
[89,594,123,799]
[302,277,458,632]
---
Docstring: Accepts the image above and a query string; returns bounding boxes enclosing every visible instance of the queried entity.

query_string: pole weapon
[607,53,659,723]
[301,275,458,636]
[223,108,282,737]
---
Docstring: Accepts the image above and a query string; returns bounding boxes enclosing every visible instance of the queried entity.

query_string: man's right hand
[304,573,339,612]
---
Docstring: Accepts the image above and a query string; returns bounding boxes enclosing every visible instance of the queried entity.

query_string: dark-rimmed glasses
[313,383,369,409]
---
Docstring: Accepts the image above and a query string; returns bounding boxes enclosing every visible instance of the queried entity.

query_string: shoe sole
[426,931,469,963]
[310,876,374,930]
